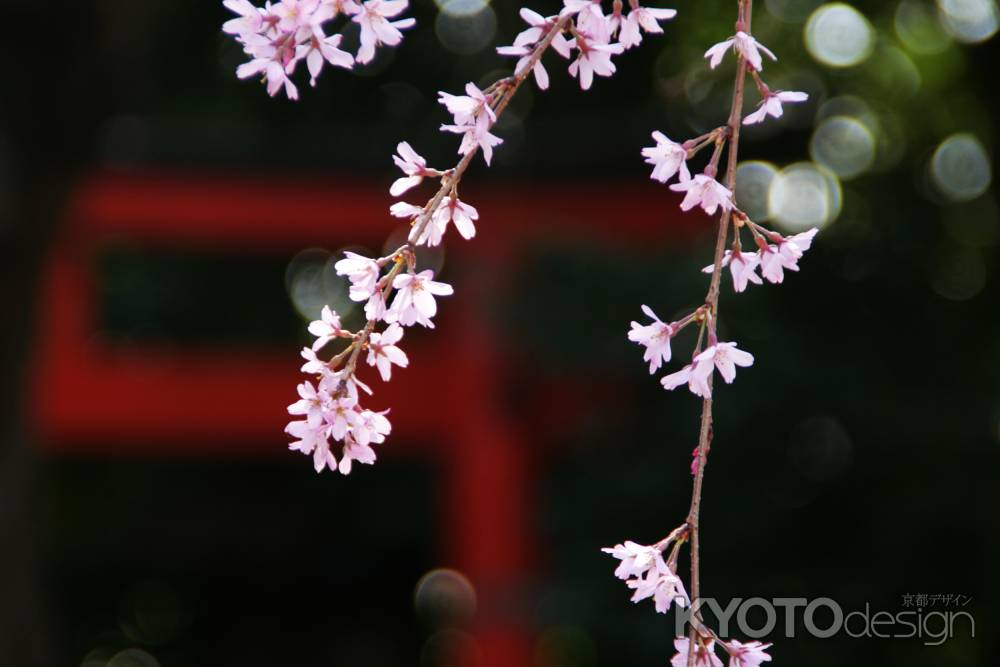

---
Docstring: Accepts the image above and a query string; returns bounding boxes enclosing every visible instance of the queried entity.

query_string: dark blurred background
[2,0,999,665]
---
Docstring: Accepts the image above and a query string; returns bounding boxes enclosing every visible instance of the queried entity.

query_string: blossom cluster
[285,253,454,474]
[497,1,677,91]
[603,536,772,667]
[629,25,817,400]
[222,0,414,99]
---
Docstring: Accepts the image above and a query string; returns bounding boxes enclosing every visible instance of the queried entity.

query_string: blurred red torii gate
[30,170,697,666]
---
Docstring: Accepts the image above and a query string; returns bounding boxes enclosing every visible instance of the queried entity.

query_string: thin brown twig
[686,0,753,663]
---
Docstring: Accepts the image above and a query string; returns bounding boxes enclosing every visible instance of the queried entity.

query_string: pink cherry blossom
[355,409,391,446]
[300,346,329,375]
[338,434,377,475]
[388,270,454,328]
[702,250,763,292]
[743,90,808,125]
[286,419,338,473]
[225,0,372,99]
[287,380,326,427]
[661,360,712,398]
[670,174,733,216]
[335,251,381,302]
[366,322,408,381]
[601,540,666,579]
[620,3,678,50]
[496,8,569,91]
[662,342,753,397]
[390,201,424,222]
[642,131,690,184]
[353,0,415,64]
[307,305,344,350]
[627,568,689,613]
[434,196,479,241]
[439,82,495,126]
[567,30,624,90]
[628,304,675,373]
[671,637,724,667]
[364,289,387,322]
[722,640,773,667]
[758,227,818,283]
[297,33,354,87]
[697,341,754,385]
[440,121,504,166]
[704,31,776,72]
[439,83,503,165]
[326,395,361,440]
[390,141,443,196]
[759,245,786,284]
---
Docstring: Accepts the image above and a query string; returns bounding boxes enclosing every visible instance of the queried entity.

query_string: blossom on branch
[743,90,809,125]
[387,270,454,328]
[671,637,724,667]
[670,174,734,216]
[620,3,677,49]
[704,31,776,72]
[628,304,675,373]
[642,131,690,184]
[722,640,773,667]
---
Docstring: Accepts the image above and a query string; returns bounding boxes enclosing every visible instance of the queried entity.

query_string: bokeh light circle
[769,162,842,231]
[285,248,356,322]
[937,0,999,43]
[414,569,477,626]
[805,3,875,67]
[930,134,992,202]
[735,161,779,222]
[435,4,497,55]
[809,116,875,179]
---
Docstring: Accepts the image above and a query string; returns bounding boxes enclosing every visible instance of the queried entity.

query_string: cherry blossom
[662,342,753,397]
[620,3,678,50]
[642,131,690,184]
[743,90,808,125]
[335,251,381,302]
[353,0,416,64]
[758,227,818,284]
[601,540,666,580]
[722,640,773,667]
[355,409,391,446]
[496,9,571,91]
[390,142,443,196]
[364,289,388,322]
[388,270,454,328]
[628,304,675,373]
[661,359,712,398]
[704,31,776,72]
[286,419,338,472]
[287,380,326,427]
[439,83,503,165]
[326,395,361,440]
[223,0,412,98]
[697,341,754,385]
[300,346,329,375]
[307,305,345,350]
[702,250,763,292]
[671,637,724,667]
[366,322,408,381]
[567,30,624,90]
[338,435,377,475]
[627,568,689,613]
[670,174,734,215]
